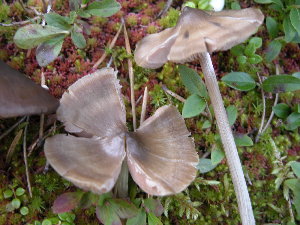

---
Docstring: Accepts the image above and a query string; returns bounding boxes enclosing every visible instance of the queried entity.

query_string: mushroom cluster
[0,60,59,118]
[44,68,199,196]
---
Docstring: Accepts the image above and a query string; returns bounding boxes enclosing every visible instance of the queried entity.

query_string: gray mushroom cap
[0,60,59,118]
[134,7,264,69]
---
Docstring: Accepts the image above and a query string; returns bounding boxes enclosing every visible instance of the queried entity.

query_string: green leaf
[197,158,218,173]
[283,16,296,43]
[221,72,256,91]
[20,206,29,215]
[3,189,13,199]
[41,219,52,225]
[52,192,83,214]
[36,34,65,67]
[249,37,262,49]
[211,148,225,165]
[182,94,206,118]
[286,112,300,130]
[231,2,241,10]
[292,72,300,79]
[265,40,282,62]
[266,17,278,39]
[110,199,138,219]
[178,65,208,99]
[147,212,163,225]
[78,9,91,18]
[126,210,146,225]
[45,13,71,30]
[244,43,256,56]
[234,134,253,146]
[71,30,86,49]
[226,105,237,126]
[11,198,21,209]
[254,0,273,3]
[14,24,67,49]
[271,0,283,8]
[202,120,211,129]
[262,75,300,93]
[291,161,300,178]
[16,187,25,196]
[272,103,291,118]
[96,204,122,225]
[290,8,300,35]
[237,55,247,64]
[86,0,121,17]
[230,44,245,57]
[248,54,262,64]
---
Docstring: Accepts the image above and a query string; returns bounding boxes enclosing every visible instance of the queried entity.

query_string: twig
[23,116,32,198]
[41,0,52,26]
[162,85,186,102]
[6,129,23,164]
[261,93,279,134]
[255,73,266,143]
[107,56,113,68]
[140,87,148,125]
[28,123,60,156]
[0,116,27,141]
[156,0,173,18]
[39,72,46,140]
[261,65,280,135]
[93,21,124,69]
[123,22,136,131]
[287,196,295,223]
[135,95,143,105]
[0,16,40,26]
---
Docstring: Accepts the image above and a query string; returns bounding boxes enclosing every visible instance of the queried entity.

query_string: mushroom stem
[199,52,255,225]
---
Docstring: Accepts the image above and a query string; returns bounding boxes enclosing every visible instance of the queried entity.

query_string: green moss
[158,8,180,28]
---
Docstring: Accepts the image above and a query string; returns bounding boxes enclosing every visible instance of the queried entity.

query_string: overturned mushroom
[134,7,264,225]
[44,68,199,196]
[0,61,59,118]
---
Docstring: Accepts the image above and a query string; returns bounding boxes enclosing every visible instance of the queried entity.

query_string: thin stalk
[261,93,279,134]
[93,21,124,69]
[162,85,186,103]
[140,87,148,125]
[199,52,255,225]
[255,73,266,143]
[23,116,32,198]
[0,116,26,141]
[124,23,136,131]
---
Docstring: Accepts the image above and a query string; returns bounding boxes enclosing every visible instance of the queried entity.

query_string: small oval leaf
[262,75,300,93]
[221,72,256,91]
[182,94,206,118]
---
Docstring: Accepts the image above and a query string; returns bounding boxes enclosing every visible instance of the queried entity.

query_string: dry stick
[255,73,266,143]
[140,87,148,125]
[261,93,279,134]
[0,116,27,141]
[162,85,186,102]
[156,0,173,18]
[124,23,136,131]
[93,22,124,69]
[23,116,32,198]
[6,129,23,164]
[199,52,255,225]
[261,65,280,135]
[0,16,40,26]
[39,72,47,140]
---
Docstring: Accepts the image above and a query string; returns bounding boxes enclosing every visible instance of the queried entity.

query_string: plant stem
[255,73,266,143]
[199,52,255,225]
[23,116,32,198]
[140,87,148,125]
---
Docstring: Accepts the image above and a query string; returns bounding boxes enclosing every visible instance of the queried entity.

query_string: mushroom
[134,7,264,225]
[0,60,59,118]
[44,68,199,196]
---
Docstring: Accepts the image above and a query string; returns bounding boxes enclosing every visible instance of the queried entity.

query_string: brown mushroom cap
[134,7,264,69]
[0,61,59,118]
[45,68,199,196]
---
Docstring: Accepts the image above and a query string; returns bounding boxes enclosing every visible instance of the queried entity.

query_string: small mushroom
[134,7,264,225]
[0,61,59,118]
[44,68,198,196]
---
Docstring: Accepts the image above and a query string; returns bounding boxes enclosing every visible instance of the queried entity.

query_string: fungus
[134,7,264,225]
[44,68,199,196]
[0,60,59,118]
